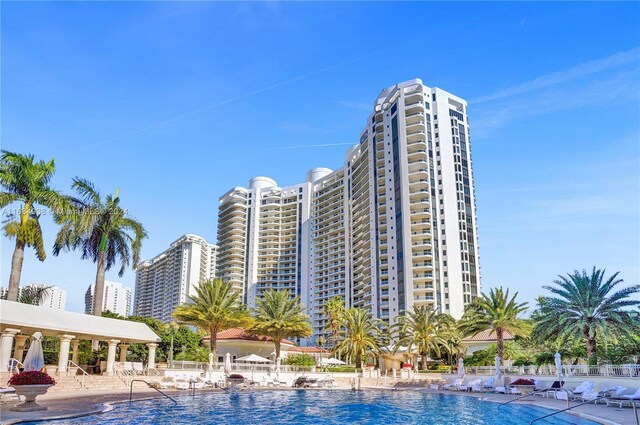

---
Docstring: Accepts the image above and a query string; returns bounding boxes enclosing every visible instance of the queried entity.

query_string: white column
[119,344,129,363]
[14,335,29,363]
[147,343,157,370]
[57,335,75,373]
[71,339,80,364]
[106,339,120,375]
[0,328,20,372]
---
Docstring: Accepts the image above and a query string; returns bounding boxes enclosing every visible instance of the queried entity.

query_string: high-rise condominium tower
[134,234,217,322]
[85,280,133,317]
[216,79,480,342]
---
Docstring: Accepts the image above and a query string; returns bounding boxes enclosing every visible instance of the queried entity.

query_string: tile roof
[214,328,294,345]
[463,329,515,342]
[287,346,330,353]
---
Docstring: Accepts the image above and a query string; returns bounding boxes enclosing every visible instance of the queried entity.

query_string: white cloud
[472,47,640,104]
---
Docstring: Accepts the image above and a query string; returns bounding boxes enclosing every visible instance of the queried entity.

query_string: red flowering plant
[401,362,413,369]
[8,371,56,386]
[510,378,535,386]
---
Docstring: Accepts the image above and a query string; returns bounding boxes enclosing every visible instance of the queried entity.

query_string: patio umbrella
[236,354,271,363]
[208,352,214,371]
[494,356,502,386]
[23,332,44,372]
[321,357,346,365]
[554,352,563,381]
[224,353,231,373]
[457,358,465,378]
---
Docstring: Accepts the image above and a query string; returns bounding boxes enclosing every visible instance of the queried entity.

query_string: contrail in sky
[264,142,356,150]
[81,45,399,151]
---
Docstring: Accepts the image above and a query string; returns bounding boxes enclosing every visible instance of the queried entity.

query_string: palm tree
[392,306,451,370]
[533,267,640,360]
[53,178,146,315]
[18,285,53,305]
[440,320,465,372]
[0,151,69,301]
[335,307,383,369]
[1,284,52,305]
[246,290,312,360]
[173,279,250,361]
[459,287,531,361]
[324,296,345,351]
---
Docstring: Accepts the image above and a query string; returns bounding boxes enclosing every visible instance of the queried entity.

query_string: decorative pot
[10,384,53,411]
[513,384,536,395]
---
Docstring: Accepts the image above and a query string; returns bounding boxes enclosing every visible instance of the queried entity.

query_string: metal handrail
[129,379,178,404]
[66,360,90,388]
[529,396,609,424]
[7,358,23,374]
[497,389,549,409]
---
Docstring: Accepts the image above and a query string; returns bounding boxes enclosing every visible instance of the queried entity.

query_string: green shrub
[326,366,358,373]
[284,354,316,366]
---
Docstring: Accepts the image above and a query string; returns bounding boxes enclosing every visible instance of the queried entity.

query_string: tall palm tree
[1,284,52,305]
[246,290,312,360]
[392,306,450,370]
[459,287,531,361]
[172,279,250,361]
[324,296,345,351]
[440,319,465,372]
[53,178,146,315]
[533,267,640,360]
[335,307,383,369]
[0,151,69,301]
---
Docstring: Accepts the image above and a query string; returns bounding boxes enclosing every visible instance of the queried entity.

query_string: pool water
[26,390,599,425]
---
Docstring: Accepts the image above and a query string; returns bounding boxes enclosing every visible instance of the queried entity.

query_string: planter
[44,365,58,376]
[10,384,53,412]
[67,366,79,376]
[513,384,536,395]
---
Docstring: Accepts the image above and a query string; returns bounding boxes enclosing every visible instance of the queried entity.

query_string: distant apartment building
[134,234,217,322]
[1,284,67,310]
[85,280,132,317]
[216,79,480,343]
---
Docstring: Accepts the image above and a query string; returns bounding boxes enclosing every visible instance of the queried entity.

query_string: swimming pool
[24,390,600,424]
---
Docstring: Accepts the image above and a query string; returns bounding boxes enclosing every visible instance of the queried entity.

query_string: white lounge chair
[132,362,145,375]
[459,379,481,392]
[471,377,495,392]
[0,387,19,403]
[568,381,595,400]
[158,376,176,389]
[495,386,521,395]
[443,378,464,391]
[605,388,640,408]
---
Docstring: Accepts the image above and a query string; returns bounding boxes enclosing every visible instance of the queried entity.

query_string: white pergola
[0,300,161,375]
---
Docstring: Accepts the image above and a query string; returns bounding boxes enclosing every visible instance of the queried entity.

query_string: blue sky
[2,2,639,314]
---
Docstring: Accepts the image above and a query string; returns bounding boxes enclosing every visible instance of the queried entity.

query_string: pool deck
[0,386,637,425]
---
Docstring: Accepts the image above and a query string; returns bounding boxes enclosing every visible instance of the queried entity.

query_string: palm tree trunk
[586,333,597,359]
[274,340,281,360]
[496,327,504,361]
[7,238,26,302]
[355,352,362,369]
[209,327,218,361]
[92,250,106,316]
[421,354,428,371]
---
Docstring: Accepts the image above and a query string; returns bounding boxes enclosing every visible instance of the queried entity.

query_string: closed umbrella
[457,358,465,378]
[208,352,214,371]
[23,332,45,372]
[554,352,563,381]
[224,353,231,373]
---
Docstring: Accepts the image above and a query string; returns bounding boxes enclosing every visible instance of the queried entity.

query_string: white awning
[235,354,271,363]
[321,357,346,365]
[0,300,160,343]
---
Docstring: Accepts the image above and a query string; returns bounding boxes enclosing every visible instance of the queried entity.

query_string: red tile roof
[463,329,515,342]
[213,328,294,345]
[287,346,330,354]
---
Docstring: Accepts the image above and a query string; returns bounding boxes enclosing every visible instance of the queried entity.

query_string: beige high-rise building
[216,78,480,343]
[134,234,217,322]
